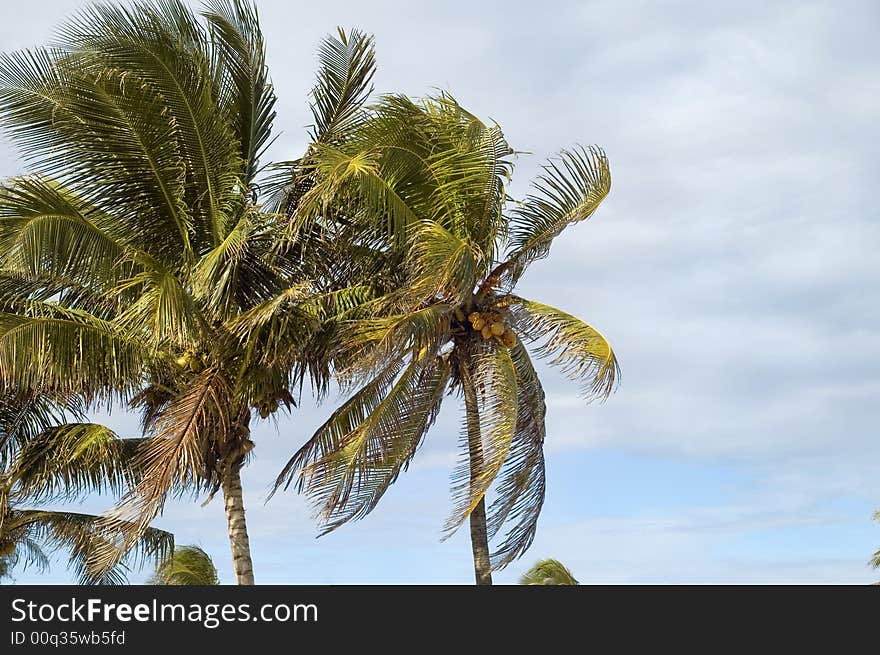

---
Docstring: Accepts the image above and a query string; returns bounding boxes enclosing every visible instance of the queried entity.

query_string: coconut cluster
[468,311,516,348]
[174,351,204,373]
[257,398,279,419]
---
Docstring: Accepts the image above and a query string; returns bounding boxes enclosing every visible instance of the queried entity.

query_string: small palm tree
[148,545,219,585]
[0,2,373,583]
[519,558,579,585]
[275,93,618,584]
[0,390,172,584]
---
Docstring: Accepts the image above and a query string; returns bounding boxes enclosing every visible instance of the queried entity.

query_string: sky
[1,0,879,584]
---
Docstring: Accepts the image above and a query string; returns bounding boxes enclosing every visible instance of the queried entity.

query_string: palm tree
[148,545,219,585]
[0,390,173,583]
[519,558,579,585]
[0,1,374,584]
[274,94,618,584]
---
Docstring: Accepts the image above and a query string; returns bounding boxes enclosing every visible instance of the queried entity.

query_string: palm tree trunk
[462,363,493,586]
[221,461,255,585]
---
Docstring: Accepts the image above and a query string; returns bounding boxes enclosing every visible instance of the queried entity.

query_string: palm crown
[275,93,618,581]
[0,0,348,583]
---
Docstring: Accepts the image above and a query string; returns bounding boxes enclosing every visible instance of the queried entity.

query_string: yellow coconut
[490,322,505,336]
[481,325,493,339]
[468,312,481,324]
[501,330,517,348]
[175,353,190,368]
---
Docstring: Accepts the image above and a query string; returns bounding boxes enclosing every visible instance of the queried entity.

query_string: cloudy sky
[2,0,879,584]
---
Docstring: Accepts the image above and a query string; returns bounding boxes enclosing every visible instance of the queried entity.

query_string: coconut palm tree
[0,390,173,583]
[148,545,219,585]
[0,1,375,584]
[273,94,618,584]
[519,558,579,585]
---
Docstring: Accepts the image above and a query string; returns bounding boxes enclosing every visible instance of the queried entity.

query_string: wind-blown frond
[297,355,450,533]
[88,370,230,576]
[202,0,276,182]
[335,303,452,382]
[0,47,193,263]
[8,423,144,503]
[445,346,518,537]
[274,357,406,494]
[485,341,546,569]
[407,220,482,305]
[509,296,618,400]
[57,0,241,245]
[11,509,172,585]
[503,146,610,285]
[0,176,126,287]
[310,28,375,144]
[0,302,147,398]
[0,389,74,467]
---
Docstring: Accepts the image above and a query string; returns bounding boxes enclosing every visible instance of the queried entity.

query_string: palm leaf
[508,296,618,400]
[148,544,218,585]
[7,423,144,503]
[297,354,449,533]
[13,509,173,585]
[0,301,147,399]
[57,0,240,246]
[407,220,482,305]
[87,370,230,576]
[310,28,375,144]
[503,146,610,285]
[485,340,547,569]
[444,345,518,537]
[202,0,276,183]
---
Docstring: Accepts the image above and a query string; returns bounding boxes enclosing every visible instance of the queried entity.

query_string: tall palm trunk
[221,461,254,585]
[462,363,492,586]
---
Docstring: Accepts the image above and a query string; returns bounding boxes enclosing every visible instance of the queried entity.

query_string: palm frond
[0,388,76,468]
[334,303,452,383]
[445,345,518,537]
[202,0,276,183]
[310,28,375,144]
[14,509,173,585]
[0,301,147,399]
[87,370,229,576]
[7,423,144,503]
[273,357,406,494]
[509,296,618,400]
[407,220,482,305]
[0,47,194,263]
[57,0,241,246]
[0,176,127,288]
[297,355,449,534]
[485,340,546,569]
[503,146,610,285]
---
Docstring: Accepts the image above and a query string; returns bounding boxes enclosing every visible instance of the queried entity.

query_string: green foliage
[0,390,173,584]
[148,545,219,585]
[519,558,579,585]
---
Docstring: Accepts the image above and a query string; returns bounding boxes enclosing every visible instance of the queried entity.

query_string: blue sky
[2,0,879,583]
